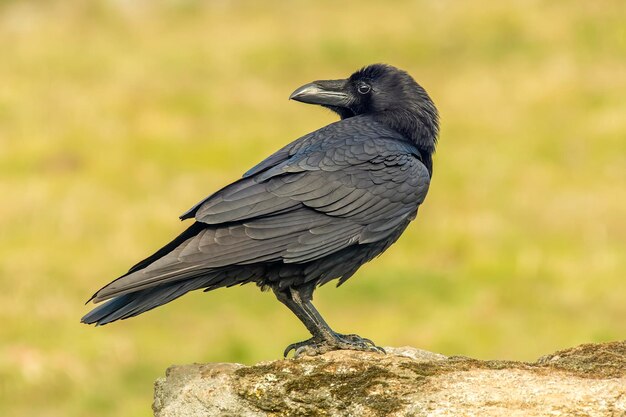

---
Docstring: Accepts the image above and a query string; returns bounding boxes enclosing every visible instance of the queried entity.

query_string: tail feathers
[81,278,211,326]
[86,222,206,304]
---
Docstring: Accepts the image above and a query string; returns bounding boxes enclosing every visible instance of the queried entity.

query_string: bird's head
[290,64,439,155]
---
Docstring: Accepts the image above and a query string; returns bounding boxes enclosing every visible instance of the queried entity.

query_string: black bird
[82,63,439,357]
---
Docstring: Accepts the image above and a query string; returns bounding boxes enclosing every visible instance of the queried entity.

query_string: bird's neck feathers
[374,105,439,176]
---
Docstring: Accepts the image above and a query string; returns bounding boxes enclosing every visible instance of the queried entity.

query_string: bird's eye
[357,84,371,95]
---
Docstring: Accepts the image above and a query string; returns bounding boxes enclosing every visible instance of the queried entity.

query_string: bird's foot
[284,333,385,358]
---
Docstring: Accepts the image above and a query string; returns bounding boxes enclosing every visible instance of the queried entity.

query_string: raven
[82,63,439,357]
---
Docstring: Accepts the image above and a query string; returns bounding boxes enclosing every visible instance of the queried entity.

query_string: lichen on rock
[153,341,626,417]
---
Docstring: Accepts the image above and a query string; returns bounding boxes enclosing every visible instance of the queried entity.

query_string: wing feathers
[92,121,431,304]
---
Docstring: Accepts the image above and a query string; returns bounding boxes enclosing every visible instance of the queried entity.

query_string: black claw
[283,342,302,358]
[283,332,384,358]
[335,333,382,351]
[338,333,376,347]
[283,344,295,358]
[284,337,318,357]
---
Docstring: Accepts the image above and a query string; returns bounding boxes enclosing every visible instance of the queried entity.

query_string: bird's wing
[182,129,430,260]
[265,151,430,245]
[179,116,399,220]
[179,124,321,220]
[183,117,428,224]
[93,121,430,301]
[92,208,358,300]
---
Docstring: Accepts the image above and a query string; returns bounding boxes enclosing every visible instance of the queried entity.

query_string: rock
[153,341,626,417]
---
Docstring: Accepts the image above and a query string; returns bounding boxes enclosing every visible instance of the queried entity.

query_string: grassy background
[1,0,624,415]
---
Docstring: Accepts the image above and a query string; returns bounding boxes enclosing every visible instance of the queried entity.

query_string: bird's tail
[81,277,211,326]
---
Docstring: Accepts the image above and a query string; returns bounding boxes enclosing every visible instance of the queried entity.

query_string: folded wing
[92,120,430,302]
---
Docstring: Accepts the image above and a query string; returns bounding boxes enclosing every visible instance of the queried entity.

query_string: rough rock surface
[153,341,626,417]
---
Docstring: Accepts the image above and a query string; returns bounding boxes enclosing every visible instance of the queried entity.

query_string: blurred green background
[1,0,624,415]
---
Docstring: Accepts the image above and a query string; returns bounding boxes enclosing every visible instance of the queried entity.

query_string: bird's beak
[289,79,352,107]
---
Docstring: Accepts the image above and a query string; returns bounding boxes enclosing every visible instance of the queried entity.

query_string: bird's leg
[296,294,385,356]
[273,286,385,358]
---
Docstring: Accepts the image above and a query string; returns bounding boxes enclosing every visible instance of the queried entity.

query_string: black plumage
[82,63,439,357]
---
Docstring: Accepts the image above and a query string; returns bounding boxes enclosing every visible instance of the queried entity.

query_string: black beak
[289,79,352,108]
